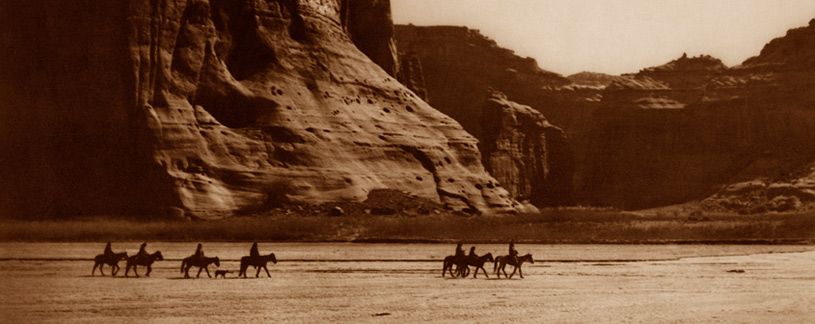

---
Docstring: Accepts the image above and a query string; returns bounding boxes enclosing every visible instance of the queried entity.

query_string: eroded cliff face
[394,25,571,140]
[698,20,815,213]
[395,21,815,212]
[394,25,593,207]
[0,0,520,219]
[583,22,815,210]
[340,0,399,77]
[479,92,573,207]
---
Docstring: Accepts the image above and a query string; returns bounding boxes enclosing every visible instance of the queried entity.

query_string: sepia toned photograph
[1,0,814,322]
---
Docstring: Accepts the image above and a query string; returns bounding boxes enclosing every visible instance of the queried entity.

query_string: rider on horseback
[250,242,259,258]
[103,242,114,260]
[454,243,464,258]
[509,240,519,265]
[136,242,149,262]
[468,246,477,259]
[193,243,205,262]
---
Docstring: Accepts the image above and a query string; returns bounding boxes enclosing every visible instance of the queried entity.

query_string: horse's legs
[197,266,203,278]
[133,265,140,278]
[204,267,212,278]
[255,265,261,278]
[508,265,517,279]
[518,266,524,279]
[112,265,119,276]
[475,266,487,279]
[146,265,152,277]
[263,265,271,278]
[184,266,191,279]
[92,263,98,276]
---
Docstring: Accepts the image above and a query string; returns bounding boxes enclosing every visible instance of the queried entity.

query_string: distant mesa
[567,72,623,88]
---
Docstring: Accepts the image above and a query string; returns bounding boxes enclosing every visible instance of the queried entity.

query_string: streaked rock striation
[396,21,815,212]
[479,91,573,207]
[0,0,520,219]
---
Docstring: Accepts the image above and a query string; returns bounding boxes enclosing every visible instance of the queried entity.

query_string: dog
[214,270,231,278]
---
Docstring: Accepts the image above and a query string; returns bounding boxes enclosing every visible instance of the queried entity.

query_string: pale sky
[392,0,815,75]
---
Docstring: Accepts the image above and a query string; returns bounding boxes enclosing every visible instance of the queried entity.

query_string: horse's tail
[493,256,500,273]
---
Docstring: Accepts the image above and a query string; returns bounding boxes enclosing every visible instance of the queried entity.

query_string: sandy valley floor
[1,243,813,323]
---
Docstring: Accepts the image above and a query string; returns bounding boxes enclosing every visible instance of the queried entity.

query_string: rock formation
[479,92,573,207]
[0,0,521,219]
[396,21,815,212]
[396,53,429,101]
[582,23,815,210]
[567,72,623,88]
[394,25,571,141]
[394,25,598,207]
[340,0,400,77]
[698,19,815,213]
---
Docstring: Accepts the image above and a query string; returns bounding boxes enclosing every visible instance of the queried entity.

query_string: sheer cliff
[396,21,815,212]
[0,0,520,219]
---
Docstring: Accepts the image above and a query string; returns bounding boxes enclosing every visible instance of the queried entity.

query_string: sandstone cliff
[394,25,595,207]
[567,72,623,88]
[583,22,815,210]
[0,0,520,219]
[698,19,815,213]
[394,25,571,140]
[396,21,815,212]
[479,92,573,207]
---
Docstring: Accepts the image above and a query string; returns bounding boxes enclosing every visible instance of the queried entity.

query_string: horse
[92,252,128,276]
[239,253,277,278]
[180,256,220,278]
[442,254,470,278]
[494,253,534,279]
[468,253,494,278]
[124,251,164,277]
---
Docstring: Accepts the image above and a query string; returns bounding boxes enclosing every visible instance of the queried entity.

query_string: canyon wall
[394,25,594,207]
[479,91,573,207]
[396,21,815,211]
[0,0,521,219]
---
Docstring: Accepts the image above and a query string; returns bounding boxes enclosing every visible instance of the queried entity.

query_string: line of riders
[92,241,534,279]
[442,240,534,279]
[92,242,276,279]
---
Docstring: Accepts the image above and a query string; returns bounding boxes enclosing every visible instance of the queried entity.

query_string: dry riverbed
[1,243,814,323]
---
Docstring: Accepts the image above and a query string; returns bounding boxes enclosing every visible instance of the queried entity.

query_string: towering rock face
[583,23,815,210]
[340,0,400,77]
[396,54,429,101]
[394,25,571,140]
[698,19,815,213]
[480,92,573,207]
[0,0,520,219]
[396,21,815,211]
[394,25,592,207]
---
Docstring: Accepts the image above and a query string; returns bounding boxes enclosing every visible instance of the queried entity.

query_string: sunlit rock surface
[0,0,520,219]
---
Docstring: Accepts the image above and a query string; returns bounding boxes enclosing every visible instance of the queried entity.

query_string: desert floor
[1,243,814,323]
